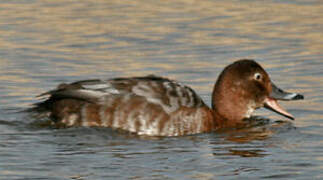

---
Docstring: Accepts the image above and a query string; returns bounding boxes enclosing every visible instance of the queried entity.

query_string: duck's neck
[211,83,250,128]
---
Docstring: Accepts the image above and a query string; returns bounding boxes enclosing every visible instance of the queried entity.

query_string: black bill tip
[292,94,304,100]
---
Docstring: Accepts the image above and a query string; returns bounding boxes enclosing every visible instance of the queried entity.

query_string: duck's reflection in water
[210,116,294,158]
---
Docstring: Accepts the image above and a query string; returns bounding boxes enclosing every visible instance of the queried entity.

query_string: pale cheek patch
[245,107,254,118]
[245,101,256,118]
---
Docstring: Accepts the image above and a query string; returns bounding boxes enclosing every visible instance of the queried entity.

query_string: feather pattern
[34,75,212,136]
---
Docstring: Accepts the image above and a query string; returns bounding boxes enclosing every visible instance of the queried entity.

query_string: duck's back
[35,75,214,136]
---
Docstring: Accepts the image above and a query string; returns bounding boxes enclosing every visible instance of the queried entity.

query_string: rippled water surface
[0,0,322,179]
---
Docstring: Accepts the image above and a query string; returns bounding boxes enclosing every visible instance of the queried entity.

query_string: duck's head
[212,59,303,126]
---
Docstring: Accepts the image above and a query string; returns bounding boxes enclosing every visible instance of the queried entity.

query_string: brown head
[212,59,303,127]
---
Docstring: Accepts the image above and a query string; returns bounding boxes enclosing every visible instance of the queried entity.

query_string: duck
[33,59,304,136]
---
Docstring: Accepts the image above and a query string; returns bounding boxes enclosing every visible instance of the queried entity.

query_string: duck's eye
[254,73,262,81]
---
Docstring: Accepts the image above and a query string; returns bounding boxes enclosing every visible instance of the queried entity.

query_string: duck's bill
[265,82,304,120]
[264,97,294,120]
[270,82,304,101]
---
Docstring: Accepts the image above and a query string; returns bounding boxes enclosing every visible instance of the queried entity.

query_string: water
[0,0,322,179]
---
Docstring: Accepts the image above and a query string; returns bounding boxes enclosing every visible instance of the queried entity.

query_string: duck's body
[37,76,215,136]
[34,60,303,136]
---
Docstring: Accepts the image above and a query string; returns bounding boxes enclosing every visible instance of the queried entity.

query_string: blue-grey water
[0,0,322,179]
